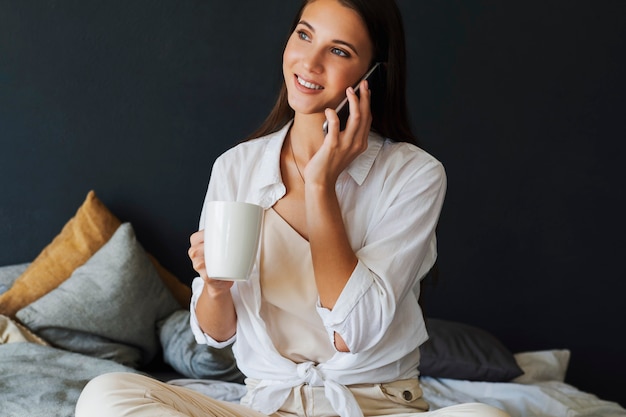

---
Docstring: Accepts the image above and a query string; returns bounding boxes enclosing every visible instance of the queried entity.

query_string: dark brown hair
[246,0,417,145]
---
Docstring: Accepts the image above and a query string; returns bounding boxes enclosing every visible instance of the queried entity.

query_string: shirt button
[402,390,413,401]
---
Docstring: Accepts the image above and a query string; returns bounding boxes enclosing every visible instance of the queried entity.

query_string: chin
[287,98,326,117]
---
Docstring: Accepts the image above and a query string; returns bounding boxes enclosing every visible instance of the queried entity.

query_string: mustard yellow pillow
[0,191,121,317]
[0,190,191,317]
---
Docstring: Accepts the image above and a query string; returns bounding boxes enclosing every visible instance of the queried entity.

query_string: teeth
[297,76,323,90]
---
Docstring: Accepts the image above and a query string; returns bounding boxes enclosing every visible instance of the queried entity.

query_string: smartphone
[322,62,384,135]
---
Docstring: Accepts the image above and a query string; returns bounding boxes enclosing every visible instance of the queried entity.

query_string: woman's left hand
[304,79,372,187]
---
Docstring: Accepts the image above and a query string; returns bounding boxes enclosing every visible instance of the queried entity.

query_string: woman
[77,1,510,416]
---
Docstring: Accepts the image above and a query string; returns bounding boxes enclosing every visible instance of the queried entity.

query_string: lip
[293,74,324,94]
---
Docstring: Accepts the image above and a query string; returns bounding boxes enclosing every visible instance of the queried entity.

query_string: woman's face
[282,0,374,117]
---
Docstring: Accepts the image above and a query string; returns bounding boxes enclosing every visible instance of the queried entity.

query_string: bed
[1,191,625,417]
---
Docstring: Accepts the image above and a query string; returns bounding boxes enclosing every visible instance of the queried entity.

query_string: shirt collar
[346,131,384,185]
[257,121,384,190]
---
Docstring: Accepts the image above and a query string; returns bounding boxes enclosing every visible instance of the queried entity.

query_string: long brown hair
[246,0,417,146]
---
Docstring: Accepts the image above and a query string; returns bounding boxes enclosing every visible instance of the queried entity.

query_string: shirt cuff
[316,259,374,331]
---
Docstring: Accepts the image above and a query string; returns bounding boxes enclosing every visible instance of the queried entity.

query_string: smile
[296,75,324,90]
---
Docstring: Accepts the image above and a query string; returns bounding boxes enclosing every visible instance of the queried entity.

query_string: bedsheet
[1,344,625,417]
[167,377,626,417]
[419,377,626,417]
[167,350,626,417]
[0,343,141,417]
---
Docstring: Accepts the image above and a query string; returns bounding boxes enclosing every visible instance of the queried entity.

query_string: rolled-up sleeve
[317,155,447,353]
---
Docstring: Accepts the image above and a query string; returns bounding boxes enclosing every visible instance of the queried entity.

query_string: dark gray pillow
[158,309,245,383]
[418,318,523,382]
[16,223,180,368]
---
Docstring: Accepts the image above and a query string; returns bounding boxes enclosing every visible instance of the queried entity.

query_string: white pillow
[512,349,570,383]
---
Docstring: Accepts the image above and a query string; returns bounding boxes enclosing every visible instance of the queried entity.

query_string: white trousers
[76,372,510,417]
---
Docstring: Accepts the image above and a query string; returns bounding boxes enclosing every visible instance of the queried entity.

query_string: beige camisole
[259,208,335,364]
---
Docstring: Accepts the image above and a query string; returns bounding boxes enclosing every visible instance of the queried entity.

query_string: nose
[302,48,324,74]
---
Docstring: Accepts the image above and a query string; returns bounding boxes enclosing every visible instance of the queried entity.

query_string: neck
[290,112,327,159]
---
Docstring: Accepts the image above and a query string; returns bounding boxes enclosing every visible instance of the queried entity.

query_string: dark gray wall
[1,0,624,406]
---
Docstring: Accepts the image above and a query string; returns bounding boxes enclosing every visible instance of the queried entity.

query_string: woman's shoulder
[378,137,445,177]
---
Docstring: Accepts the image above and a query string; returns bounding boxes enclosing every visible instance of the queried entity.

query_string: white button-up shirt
[190,122,447,417]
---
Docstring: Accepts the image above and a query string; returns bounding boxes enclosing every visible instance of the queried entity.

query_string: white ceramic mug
[203,201,264,281]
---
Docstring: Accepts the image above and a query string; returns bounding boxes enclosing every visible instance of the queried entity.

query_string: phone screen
[323,62,384,135]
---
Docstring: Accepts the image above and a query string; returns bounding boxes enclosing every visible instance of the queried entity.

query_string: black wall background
[1,0,625,407]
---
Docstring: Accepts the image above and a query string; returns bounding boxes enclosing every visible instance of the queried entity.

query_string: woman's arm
[302,83,373,352]
[302,82,446,354]
[189,230,237,342]
[304,83,372,311]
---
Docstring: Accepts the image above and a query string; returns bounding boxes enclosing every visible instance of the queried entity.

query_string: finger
[358,80,371,120]
[188,241,202,263]
[343,86,362,134]
[190,229,204,245]
[324,107,340,138]
[188,246,206,276]
[188,231,204,262]
[188,230,208,278]
[343,84,371,154]
[355,80,373,138]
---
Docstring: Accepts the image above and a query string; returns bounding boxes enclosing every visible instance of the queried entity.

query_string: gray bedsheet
[0,342,140,417]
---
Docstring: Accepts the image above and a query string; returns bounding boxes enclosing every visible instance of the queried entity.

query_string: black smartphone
[322,62,384,135]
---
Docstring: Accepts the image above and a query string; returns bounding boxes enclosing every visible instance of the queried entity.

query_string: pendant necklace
[289,138,306,183]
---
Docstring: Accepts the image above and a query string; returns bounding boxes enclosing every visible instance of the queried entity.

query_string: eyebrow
[298,20,360,56]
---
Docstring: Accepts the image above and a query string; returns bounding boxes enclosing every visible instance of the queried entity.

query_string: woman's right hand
[188,230,234,295]
[189,229,237,341]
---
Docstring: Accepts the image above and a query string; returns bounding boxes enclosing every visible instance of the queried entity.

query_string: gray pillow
[158,309,244,383]
[16,223,180,368]
[418,318,523,382]
[0,262,29,295]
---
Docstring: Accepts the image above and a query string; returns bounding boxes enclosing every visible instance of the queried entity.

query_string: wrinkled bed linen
[166,377,626,417]
[165,351,626,417]
[419,377,626,417]
[0,343,140,417]
[2,341,625,417]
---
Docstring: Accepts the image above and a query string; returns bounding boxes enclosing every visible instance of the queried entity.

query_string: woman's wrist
[196,280,237,342]
[202,280,233,299]
[304,177,336,199]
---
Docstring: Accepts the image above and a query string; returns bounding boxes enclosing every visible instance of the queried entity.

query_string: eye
[331,47,349,58]
[297,30,311,41]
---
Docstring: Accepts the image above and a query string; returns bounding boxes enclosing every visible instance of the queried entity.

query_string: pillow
[0,190,120,317]
[418,318,523,382]
[512,349,570,383]
[158,309,244,383]
[0,263,29,296]
[0,190,191,317]
[16,223,181,368]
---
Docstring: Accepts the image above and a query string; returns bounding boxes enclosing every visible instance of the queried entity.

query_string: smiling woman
[282,0,373,117]
[249,0,416,146]
[74,1,508,416]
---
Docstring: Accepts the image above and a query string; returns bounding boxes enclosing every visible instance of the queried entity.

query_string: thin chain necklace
[289,137,305,183]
